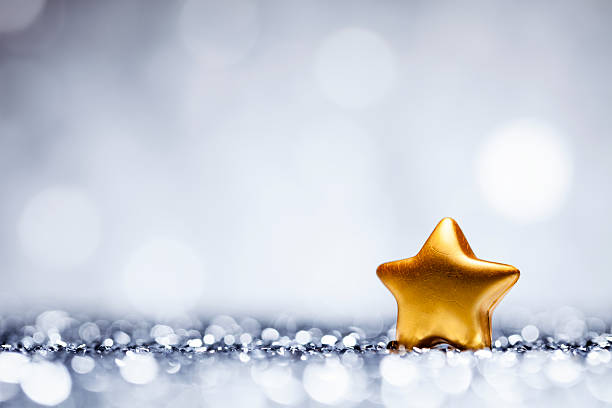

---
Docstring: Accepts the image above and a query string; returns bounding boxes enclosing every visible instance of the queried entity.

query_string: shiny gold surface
[377,218,519,350]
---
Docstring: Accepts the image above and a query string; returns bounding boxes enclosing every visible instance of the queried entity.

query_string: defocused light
[114,331,131,345]
[556,318,586,342]
[78,322,101,343]
[199,361,233,390]
[321,335,338,346]
[381,378,446,408]
[0,353,29,383]
[36,310,71,333]
[211,315,241,334]
[587,371,612,403]
[179,0,260,68]
[18,187,101,269]
[119,353,158,385]
[205,324,225,342]
[520,351,547,378]
[295,330,311,345]
[521,325,539,342]
[187,338,203,348]
[202,375,266,408]
[20,361,72,406]
[153,324,179,346]
[434,361,472,394]
[122,238,205,317]
[151,324,173,340]
[478,353,523,403]
[263,376,305,405]
[314,28,396,109]
[477,119,572,222]
[261,328,280,343]
[508,334,522,346]
[545,354,582,386]
[342,334,357,348]
[240,317,261,336]
[339,352,358,369]
[251,364,293,392]
[303,359,349,404]
[71,356,95,375]
[586,349,610,366]
[0,382,19,402]
[424,350,446,369]
[0,0,45,33]
[380,355,418,387]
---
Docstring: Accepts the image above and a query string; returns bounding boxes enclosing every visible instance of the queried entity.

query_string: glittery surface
[1,310,612,407]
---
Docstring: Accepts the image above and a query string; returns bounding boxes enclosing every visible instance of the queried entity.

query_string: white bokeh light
[252,364,306,405]
[179,0,260,68]
[303,360,349,404]
[0,353,30,384]
[71,356,95,375]
[477,119,572,222]
[321,335,337,346]
[521,325,540,342]
[263,376,305,406]
[382,377,446,408]
[0,0,46,33]
[314,27,396,109]
[119,353,159,385]
[380,355,418,387]
[434,361,472,394]
[122,238,205,316]
[295,330,311,345]
[587,371,612,403]
[20,361,72,406]
[545,356,582,386]
[18,187,101,269]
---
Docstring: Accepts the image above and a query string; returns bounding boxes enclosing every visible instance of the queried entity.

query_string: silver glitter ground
[1,310,612,407]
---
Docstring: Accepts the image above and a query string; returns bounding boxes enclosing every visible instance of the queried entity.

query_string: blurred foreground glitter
[1,310,612,407]
[377,218,519,350]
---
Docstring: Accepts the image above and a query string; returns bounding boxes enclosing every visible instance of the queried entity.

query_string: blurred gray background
[1,0,611,322]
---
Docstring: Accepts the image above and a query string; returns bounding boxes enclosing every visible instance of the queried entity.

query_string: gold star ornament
[377,218,519,350]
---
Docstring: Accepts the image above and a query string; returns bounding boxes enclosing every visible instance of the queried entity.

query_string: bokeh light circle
[0,0,46,33]
[434,362,472,394]
[252,364,306,405]
[20,361,72,406]
[122,238,205,316]
[587,371,612,403]
[477,119,572,222]
[314,27,396,109]
[545,356,582,386]
[380,355,418,386]
[263,376,305,405]
[179,0,260,68]
[521,325,540,342]
[119,353,158,385]
[0,353,30,383]
[18,187,101,269]
[382,378,446,408]
[303,360,349,404]
[71,356,95,375]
